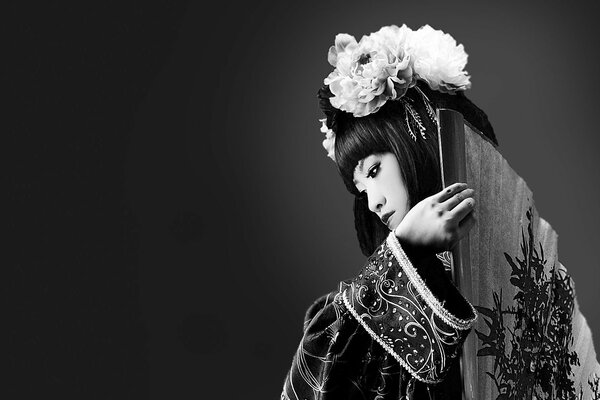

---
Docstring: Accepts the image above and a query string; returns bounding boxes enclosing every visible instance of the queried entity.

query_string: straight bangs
[335,117,392,195]
[334,103,419,204]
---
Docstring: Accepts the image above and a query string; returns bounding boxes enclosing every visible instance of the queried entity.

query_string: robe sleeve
[281,231,477,399]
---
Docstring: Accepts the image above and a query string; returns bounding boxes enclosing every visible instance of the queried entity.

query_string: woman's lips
[382,211,395,228]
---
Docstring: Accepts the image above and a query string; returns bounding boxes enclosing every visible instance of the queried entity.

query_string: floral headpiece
[319,24,471,161]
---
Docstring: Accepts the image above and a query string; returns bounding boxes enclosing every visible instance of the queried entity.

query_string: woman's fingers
[447,196,476,222]
[442,188,474,211]
[435,182,468,203]
[400,182,476,252]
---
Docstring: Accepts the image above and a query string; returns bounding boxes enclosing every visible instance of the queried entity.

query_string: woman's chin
[388,215,405,233]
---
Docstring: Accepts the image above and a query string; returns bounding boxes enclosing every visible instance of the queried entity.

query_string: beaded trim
[341,289,440,384]
[386,232,478,330]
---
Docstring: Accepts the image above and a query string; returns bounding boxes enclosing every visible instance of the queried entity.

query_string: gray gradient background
[6,0,600,399]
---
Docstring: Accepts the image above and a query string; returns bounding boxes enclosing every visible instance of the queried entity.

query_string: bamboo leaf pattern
[475,208,585,399]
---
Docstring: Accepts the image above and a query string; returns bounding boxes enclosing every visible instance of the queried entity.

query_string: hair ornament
[415,86,438,131]
[401,86,439,141]
[319,118,336,161]
[318,24,469,159]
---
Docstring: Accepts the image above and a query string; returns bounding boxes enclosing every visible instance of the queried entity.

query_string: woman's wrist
[393,225,433,264]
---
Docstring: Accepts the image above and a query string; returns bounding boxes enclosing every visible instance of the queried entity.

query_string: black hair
[319,81,497,257]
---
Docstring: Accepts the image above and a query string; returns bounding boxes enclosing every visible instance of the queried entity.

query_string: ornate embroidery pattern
[287,293,341,396]
[387,234,477,330]
[282,287,416,399]
[343,232,476,383]
[475,209,583,399]
[436,251,453,274]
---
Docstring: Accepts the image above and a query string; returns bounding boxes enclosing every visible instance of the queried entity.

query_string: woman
[281,25,498,399]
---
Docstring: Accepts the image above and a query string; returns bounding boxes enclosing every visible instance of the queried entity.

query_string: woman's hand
[394,182,476,253]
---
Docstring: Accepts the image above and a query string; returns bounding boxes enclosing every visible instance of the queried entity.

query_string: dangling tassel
[414,85,439,131]
[403,100,427,140]
[401,87,439,141]
[402,99,417,141]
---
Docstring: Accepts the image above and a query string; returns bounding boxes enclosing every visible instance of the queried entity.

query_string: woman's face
[353,152,410,231]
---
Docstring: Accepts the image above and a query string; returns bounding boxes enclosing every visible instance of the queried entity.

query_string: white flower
[319,23,472,153]
[406,25,471,92]
[327,33,358,67]
[371,24,412,60]
[319,118,336,161]
[324,26,416,117]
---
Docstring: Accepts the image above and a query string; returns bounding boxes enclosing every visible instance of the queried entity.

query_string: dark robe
[281,232,477,399]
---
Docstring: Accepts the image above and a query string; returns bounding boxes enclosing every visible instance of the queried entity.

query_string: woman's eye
[367,163,380,179]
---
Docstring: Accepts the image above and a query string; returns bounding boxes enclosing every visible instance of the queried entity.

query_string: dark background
[7,0,600,398]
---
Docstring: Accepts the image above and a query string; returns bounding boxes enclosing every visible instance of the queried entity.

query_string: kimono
[281,231,478,400]
[282,87,600,399]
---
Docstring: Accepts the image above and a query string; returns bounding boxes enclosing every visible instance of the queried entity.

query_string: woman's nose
[367,188,385,213]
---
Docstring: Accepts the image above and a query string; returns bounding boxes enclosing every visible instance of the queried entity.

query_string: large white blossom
[406,25,471,92]
[324,25,415,117]
[320,24,472,160]
[323,24,470,118]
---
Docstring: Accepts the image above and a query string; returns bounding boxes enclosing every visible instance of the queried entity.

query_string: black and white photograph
[7,1,600,399]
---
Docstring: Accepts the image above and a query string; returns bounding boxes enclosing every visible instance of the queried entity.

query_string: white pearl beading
[386,232,477,330]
